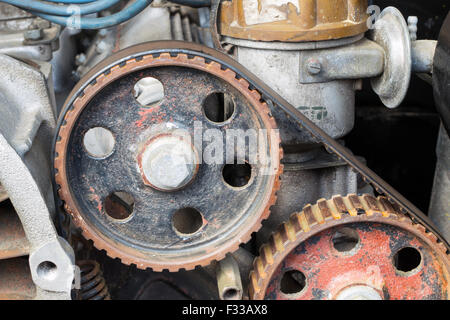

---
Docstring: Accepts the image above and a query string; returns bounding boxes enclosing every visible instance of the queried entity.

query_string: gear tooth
[176,53,189,61]
[250,89,261,101]
[125,59,139,68]
[342,194,357,216]
[311,203,325,224]
[326,198,342,220]
[238,77,250,89]
[284,221,296,242]
[159,52,172,59]
[249,270,260,295]
[425,231,438,243]
[317,199,333,221]
[222,68,236,78]
[261,244,274,265]
[415,223,427,233]
[272,232,285,253]
[436,242,447,254]
[255,257,267,279]
[191,55,205,64]
[297,212,310,233]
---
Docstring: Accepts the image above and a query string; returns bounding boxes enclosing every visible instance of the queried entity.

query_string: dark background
[347,0,449,212]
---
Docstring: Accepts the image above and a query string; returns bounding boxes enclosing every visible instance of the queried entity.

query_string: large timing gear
[249,194,450,300]
[54,43,282,271]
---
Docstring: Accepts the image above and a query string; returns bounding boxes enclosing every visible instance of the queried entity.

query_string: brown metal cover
[220,0,369,42]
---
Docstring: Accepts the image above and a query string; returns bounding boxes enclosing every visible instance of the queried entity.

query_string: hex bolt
[216,255,243,300]
[307,59,322,75]
[24,29,44,41]
[139,134,198,192]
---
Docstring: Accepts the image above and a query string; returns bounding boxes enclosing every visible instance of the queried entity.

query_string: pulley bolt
[139,134,198,192]
[307,59,322,75]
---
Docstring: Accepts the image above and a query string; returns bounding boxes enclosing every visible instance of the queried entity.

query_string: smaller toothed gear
[249,194,450,300]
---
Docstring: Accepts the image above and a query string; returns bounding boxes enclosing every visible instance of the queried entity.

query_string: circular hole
[280,270,307,295]
[133,77,164,107]
[37,261,58,281]
[222,162,252,188]
[172,208,203,235]
[332,227,360,253]
[83,127,115,159]
[203,92,235,123]
[393,247,422,273]
[104,191,135,220]
[223,288,240,300]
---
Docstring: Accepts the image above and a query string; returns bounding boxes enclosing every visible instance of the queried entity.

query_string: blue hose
[45,0,96,3]
[30,0,153,29]
[0,0,120,16]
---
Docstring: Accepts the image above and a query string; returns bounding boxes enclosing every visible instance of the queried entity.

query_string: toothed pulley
[54,43,282,271]
[250,194,450,300]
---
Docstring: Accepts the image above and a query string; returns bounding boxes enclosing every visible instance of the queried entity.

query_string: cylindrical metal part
[429,125,450,242]
[216,255,243,300]
[0,202,30,260]
[229,41,357,142]
[411,40,437,74]
[0,258,36,300]
[220,0,368,42]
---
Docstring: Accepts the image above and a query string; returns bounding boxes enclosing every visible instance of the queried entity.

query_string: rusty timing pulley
[54,42,282,272]
[54,41,449,272]
[249,194,450,300]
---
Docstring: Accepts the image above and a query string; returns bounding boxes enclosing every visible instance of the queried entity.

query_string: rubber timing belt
[53,41,450,252]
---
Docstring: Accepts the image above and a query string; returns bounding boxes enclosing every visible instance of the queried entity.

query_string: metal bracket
[299,38,385,84]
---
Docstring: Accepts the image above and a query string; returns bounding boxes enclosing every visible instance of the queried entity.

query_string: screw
[24,29,43,41]
[307,59,322,75]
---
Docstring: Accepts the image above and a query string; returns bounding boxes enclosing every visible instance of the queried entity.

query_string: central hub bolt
[138,134,199,192]
[336,285,383,300]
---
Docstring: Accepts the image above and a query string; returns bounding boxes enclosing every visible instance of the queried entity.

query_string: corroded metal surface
[54,47,282,272]
[219,0,369,42]
[0,201,30,260]
[249,194,450,300]
[75,260,111,300]
[0,258,35,300]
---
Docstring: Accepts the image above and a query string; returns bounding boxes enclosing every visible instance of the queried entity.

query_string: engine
[0,0,449,301]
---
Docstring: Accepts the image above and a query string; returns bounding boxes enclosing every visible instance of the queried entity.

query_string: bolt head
[307,59,322,75]
[139,134,198,191]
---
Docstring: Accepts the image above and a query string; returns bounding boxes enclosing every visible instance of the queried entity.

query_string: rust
[74,260,111,300]
[219,0,369,42]
[54,49,283,272]
[249,194,450,300]
[0,201,30,260]
[0,258,35,300]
